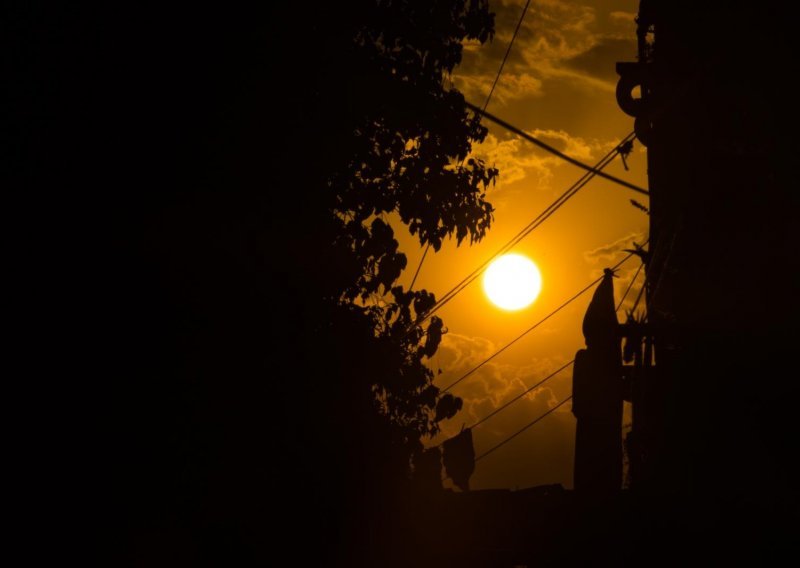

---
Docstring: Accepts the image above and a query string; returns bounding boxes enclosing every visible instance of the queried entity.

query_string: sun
[483,253,542,311]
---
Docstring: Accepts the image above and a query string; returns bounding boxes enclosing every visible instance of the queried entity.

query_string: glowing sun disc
[483,253,542,311]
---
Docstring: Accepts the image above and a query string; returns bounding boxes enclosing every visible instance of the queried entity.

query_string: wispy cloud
[452,72,544,106]
[609,10,636,23]
[584,231,646,264]
[469,129,616,189]
[453,0,632,105]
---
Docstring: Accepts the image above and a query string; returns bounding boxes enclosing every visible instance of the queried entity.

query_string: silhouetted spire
[573,267,623,498]
[582,269,619,349]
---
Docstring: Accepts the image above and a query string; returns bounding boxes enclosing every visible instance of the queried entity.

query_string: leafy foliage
[313,1,498,459]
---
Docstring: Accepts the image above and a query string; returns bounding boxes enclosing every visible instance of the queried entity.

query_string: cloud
[420,1,647,491]
[468,129,616,189]
[451,72,544,106]
[470,133,558,187]
[524,62,616,93]
[427,329,577,490]
[583,231,646,264]
[528,128,603,161]
[584,232,649,313]
[452,0,634,104]
[609,11,636,24]
[564,38,637,81]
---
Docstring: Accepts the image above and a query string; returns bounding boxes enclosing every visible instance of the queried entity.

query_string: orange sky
[395,0,648,491]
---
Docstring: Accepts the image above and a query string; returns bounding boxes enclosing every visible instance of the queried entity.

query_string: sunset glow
[483,253,542,311]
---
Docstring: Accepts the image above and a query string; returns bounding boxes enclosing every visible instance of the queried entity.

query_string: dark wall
[639,0,800,535]
[11,4,380,564]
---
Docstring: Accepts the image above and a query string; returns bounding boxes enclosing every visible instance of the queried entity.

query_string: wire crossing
[405,133,636,336]
[440,243,644,394]
[446,257,645,439]
[424,147,620,322]
[465,102,650,195]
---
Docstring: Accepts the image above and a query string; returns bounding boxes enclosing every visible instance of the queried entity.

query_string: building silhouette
[572,269,623,499]
[615,0,799,542]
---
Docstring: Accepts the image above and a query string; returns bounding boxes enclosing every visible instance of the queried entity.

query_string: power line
[469,359,574,430]
[463,248,648,463]
[435,244,640,430]
[425,150,617,321]
[429,134,633,316]
[474,396,572,462]
[465,102,650,196]
[647,221,680,315]
[432,361,573,453]
[435,243,649,464]
[631,271,648,314]
[408,243,430,291]
[435,244,646,447]
[616,262,644,311]
[480,0,532,114]
[440,276,601,393]
[439,49,732,473]
[406,134,635,335]
[448,79,721,470]
[416,2,533,291]
[440,244,642,393]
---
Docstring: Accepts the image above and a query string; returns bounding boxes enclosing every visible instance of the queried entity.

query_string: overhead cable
[405,133,636,336]
[465,102,650,196]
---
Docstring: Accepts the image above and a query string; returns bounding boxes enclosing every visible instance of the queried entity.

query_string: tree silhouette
[239,3,499,561]
[316,0,498,454]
